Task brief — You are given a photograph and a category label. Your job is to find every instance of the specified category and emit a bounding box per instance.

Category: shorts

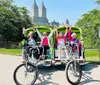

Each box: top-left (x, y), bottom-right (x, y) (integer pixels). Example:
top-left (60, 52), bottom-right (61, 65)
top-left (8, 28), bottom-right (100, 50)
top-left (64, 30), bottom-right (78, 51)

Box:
top-left (57, 45), bottom-right (66, 49)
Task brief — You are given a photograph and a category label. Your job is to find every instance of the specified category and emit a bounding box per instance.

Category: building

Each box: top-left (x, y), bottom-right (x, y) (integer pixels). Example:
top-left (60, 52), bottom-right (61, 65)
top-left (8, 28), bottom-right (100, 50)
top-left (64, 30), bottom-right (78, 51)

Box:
top-left (65, 18), bottom-right (69, 25)
top-left (31, 0), bottom-right (49, 25)
top-left (50, 20), bottom-right (60, 27)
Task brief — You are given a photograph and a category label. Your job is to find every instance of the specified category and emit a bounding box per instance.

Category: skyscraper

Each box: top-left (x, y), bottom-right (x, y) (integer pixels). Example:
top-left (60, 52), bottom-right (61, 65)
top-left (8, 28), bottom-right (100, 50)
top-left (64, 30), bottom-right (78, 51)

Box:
top-left (31, 0), bottom-right (49, 25)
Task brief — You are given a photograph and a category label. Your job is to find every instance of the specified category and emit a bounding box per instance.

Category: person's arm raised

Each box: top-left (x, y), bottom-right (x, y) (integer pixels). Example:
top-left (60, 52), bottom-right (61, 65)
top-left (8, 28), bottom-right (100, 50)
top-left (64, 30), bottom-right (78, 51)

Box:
top-left (64, 25), bottom-right (68, 36)
top-left (48, 29), bottom-right (54, 39)
top-left (34, 27), bottom-right (43, 39)
top-left (54, 25), bottom-right (58, 38)
top-left (69, 25), bottom-right (72, 30)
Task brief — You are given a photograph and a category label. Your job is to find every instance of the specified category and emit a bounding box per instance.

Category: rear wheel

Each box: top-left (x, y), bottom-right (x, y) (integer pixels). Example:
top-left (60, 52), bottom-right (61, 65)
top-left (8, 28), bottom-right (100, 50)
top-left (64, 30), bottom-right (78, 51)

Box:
top-left (65, 61), bottom-right (82, 85)
top-left (13, 63), bottom-right (38, 85)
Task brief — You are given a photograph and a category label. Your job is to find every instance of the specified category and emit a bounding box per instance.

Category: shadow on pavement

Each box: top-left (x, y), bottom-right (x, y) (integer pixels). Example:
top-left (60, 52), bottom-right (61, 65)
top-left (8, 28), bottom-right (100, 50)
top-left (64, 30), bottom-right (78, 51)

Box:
top-left (34, 64), bottom-right (66, 85)
top-left (79, 64), bottom-right (100, 85)
top-left (82, 64), bottom-right (98, 71)
top-left (35, 81), bottom-right (59, 85)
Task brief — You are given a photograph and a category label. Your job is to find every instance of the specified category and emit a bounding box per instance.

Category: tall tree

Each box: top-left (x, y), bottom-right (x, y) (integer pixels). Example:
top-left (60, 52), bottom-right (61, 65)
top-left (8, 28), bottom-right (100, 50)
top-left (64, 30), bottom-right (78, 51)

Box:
top-left (0, 0), bottom-right (32, 41)
top-left (76, 8), bottom-right (100, 48)
top-left (96, 0), bottom-right (100, 5)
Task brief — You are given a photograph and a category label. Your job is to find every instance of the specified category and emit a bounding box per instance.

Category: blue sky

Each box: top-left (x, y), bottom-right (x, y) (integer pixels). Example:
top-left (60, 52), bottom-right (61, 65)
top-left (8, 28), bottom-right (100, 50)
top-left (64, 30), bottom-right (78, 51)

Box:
top-left (14, 0), bottom-right (97, 25)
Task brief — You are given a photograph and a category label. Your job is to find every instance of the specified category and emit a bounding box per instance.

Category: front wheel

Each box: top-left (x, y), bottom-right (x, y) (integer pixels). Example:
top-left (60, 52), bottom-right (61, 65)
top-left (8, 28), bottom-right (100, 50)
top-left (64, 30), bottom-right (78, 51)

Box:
top-left (13, 63), bottom-right (38, 85)
top-left (65, 61), bottom-right (82, 85)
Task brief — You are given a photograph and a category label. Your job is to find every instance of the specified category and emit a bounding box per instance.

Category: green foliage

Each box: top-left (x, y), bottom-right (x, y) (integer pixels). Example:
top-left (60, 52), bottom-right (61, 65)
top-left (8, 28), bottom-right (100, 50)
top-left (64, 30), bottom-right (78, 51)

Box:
top-left (76, 9), bottom-right (100, 48)
top-left (0, 0), bottom-right (32, 41)
top-left (95, 0), bottom-right (100, 5)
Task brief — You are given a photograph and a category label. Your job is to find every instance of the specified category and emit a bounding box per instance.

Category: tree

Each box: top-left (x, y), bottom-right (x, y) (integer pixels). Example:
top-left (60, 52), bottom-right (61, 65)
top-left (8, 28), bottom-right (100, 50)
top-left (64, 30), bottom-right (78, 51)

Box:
top-left (95, 0), bottom-right (100, 5)
top-left (76, 9), bottom-right (100, 48)
top-left (0, 0), bottom-right (32, 42)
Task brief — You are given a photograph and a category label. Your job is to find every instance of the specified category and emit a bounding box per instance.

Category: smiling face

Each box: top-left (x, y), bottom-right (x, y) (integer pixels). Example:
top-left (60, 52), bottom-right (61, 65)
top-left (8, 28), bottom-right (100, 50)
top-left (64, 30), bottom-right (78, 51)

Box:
top-left (71, 33), bottom-right (77, 38)
top-left (43, 32), bottom-right (47, 37)
top-left (59, 32), bottom-right (63, 38)
top-left (28, 32), bottom-right (33, 38)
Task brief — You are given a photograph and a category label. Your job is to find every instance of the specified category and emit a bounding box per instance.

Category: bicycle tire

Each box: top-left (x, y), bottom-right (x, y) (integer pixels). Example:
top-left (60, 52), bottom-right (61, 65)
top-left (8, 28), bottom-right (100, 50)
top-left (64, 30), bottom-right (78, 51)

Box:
top-left (13, 63), bottom-right (38, 85)
top-left (65, 61), bottom-right (82, 85)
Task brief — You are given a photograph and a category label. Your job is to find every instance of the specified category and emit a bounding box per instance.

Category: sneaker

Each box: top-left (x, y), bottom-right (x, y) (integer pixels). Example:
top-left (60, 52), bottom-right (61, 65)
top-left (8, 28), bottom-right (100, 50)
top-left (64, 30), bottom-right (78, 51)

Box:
top-left (80, 56), bottom-right (83, 60)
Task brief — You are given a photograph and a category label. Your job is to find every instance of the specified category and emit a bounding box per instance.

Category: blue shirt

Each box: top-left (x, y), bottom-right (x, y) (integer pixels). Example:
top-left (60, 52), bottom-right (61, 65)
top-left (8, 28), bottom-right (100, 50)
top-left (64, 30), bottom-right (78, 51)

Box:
top-left (28, 38), bottom-right (36, 46)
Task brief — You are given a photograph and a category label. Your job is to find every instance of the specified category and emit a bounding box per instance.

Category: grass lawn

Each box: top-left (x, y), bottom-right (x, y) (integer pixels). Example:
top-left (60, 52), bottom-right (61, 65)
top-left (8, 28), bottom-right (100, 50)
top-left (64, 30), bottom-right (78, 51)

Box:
top-left (0, 48), bottom-right (22, 56)
top-left (85, 49), bottom-right (100, 62)
top-left (0, 48), bottom-right (100, 62)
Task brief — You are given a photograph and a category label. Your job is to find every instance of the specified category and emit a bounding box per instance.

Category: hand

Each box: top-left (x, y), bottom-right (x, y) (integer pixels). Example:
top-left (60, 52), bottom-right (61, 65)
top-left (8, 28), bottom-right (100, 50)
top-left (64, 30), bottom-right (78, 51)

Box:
top-left (22, 27), bottom-right (26, 34)
top-left (54, 25), bottom-right (58, 29)
top-left (65, 24), bottom-right (69, 28)
top-left (69, 25), bottom-right (72, 30)
top-left (70, 25), bottom-right (72, 27)
top-left (33, 27), bottom-right (36, 31)
top-left (33, 26), bottom-right (38, 30)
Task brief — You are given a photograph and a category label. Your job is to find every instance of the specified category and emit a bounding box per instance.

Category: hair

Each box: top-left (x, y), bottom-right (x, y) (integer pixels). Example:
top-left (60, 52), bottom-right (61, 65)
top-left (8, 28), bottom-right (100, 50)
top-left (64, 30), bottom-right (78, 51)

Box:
top-left (71, 33), bottom-right (77, 37)
top-left (28, 32), bottom-right (33, 37)
top-left (59, 32), bottom-right (63, 35)
top-left (43, 32), bottom-right (47, 35)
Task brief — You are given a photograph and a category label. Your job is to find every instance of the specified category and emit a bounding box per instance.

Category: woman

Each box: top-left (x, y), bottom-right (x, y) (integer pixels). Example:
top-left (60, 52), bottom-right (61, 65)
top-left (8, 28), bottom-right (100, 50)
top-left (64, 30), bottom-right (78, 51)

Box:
top-left (22, 27), bottom-right (38, 62)
top-left (54, 25), bottom-right (68, 59)
top-left (36, 27), bottom-right (54, 59)
top-left (67, 26), bottom-right (82, 59)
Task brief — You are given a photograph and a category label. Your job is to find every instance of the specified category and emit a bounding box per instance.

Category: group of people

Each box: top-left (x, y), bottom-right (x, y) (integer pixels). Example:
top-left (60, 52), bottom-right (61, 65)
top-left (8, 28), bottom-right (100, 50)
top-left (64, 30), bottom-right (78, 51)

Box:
top-left (55, 25), bottom-right (82, 59)
top-left (22, 25), bottom-right (83, 61)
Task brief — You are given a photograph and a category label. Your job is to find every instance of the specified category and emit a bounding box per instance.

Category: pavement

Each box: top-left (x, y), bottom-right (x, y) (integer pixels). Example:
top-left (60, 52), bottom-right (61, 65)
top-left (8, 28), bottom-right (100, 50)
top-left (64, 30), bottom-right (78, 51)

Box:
top-left (0, 54), bottom-right (100, 85)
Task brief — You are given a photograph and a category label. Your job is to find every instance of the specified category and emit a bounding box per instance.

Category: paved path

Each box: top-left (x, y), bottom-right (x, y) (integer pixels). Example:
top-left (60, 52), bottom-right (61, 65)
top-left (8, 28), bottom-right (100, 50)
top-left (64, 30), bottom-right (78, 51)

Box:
top-left (0, 54), bottom-right (100, 85)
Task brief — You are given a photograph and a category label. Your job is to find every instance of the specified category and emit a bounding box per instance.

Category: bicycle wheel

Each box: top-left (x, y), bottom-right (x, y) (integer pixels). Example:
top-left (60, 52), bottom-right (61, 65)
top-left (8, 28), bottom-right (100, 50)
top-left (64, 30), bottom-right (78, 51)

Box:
top-left (13, 63), bottom-right (38, 85)
top-left (65, 61), bottom-right (82, 85)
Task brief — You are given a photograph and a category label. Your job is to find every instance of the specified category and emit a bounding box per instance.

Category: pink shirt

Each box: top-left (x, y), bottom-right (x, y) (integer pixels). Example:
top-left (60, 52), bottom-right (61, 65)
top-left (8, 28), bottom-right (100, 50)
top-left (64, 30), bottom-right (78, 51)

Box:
top-left (56, 36), bottom-right (66, 46)
top-left (42, 37), bottom-right (49, 46)
top-left (67, 30), bottom-right (73, 41)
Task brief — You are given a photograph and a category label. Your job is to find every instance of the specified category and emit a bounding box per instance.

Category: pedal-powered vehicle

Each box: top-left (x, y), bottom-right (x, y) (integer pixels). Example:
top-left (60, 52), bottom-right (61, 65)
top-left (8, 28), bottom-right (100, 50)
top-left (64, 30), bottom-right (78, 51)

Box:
top-left (13, 26), bottom-right (54, 85)
top-left (53, 26), bottom-right (85, 66)
top-left (64, 26), bottom-right (86, 85)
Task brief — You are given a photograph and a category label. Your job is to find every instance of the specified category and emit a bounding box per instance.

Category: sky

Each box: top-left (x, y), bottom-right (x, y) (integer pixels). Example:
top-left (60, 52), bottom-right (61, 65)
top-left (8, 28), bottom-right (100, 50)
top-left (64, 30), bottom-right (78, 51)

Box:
top-left (14, 0), bottom-right (97, 25)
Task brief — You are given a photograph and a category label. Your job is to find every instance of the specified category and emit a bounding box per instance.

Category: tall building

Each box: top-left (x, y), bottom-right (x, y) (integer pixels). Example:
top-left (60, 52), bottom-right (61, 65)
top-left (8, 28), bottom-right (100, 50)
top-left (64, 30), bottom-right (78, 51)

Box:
top-left (31, 0), bottom-right (49, 25)
top-left (65, 18), bottom-right (69, 25)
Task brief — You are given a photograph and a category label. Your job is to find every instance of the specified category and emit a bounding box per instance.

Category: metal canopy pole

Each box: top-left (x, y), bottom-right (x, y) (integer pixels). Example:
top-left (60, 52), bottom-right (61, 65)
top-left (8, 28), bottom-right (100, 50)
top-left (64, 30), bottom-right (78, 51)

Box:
top-left (98, 28), bottom-right (100, 61)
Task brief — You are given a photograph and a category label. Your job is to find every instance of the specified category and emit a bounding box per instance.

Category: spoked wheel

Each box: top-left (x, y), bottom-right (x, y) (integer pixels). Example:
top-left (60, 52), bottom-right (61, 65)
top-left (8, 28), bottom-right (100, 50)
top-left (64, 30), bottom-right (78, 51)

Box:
top-left (65, 61), bottom-right (82, 85)
top-left (13, 63), bottom-right (38, 85)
